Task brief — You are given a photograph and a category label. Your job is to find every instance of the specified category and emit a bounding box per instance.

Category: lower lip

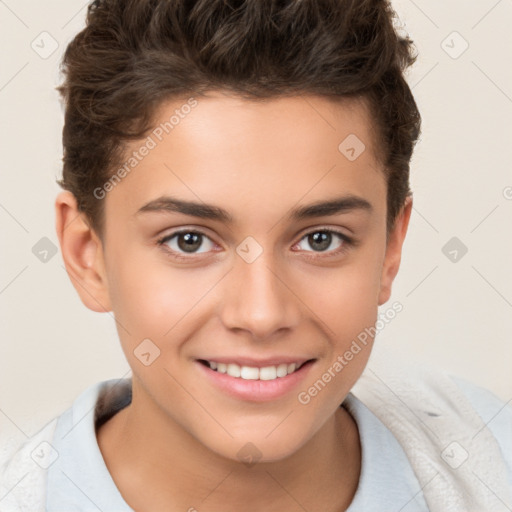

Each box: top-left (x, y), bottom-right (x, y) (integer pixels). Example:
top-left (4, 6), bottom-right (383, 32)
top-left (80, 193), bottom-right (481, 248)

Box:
top-left (195, 360), bottom-right (315, 402)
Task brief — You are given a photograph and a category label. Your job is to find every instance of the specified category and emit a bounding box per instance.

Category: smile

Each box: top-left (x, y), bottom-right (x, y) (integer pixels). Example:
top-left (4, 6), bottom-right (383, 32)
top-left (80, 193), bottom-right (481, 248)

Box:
top-left (196, 358), bottom-right (316, 402)
top-left (199, 360), bottom-right (310, 381)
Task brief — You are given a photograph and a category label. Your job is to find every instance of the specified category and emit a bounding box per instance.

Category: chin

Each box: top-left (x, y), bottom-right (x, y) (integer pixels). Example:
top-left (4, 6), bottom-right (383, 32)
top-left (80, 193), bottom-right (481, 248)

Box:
top-left (202, 427), bottom-right (311, 466)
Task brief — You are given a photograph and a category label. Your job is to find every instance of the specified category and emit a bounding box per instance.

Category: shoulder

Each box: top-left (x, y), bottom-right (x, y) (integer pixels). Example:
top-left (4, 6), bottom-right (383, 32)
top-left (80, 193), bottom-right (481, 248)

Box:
top-left (353, 351), bottom-right (511, 453)
top-left (351, 349), bottom-right (512, 509)
top-left (0, 378), bottom-right (127, 512)
top-left (449, 374), bottom-right (512, 484)
top-left (0, 417), bottom-right (58, 512)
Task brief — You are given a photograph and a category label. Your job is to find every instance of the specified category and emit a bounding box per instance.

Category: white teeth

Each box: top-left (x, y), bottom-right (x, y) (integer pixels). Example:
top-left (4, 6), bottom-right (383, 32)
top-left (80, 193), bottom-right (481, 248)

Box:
top-left (226, 363), bottom-right (241, 378)
top-left (259, 366), bottom-right (277, 380)
top-left (241, 366), bottom-right (259, 380)
top-left (276, 363), bottom-right (288, 377)
top-left (206, 360), bottom-right (305, 380)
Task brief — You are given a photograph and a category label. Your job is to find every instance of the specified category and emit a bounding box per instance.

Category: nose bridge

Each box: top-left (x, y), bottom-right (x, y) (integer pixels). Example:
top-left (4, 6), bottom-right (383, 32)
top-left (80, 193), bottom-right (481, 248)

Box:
top-left (220, 241), bottom-right (300, 338)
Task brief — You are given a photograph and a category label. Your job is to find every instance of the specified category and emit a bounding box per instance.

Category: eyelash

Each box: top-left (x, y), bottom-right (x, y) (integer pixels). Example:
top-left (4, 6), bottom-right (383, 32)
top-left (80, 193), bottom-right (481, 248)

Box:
top-left (156, 227), bottom-right (356, 262)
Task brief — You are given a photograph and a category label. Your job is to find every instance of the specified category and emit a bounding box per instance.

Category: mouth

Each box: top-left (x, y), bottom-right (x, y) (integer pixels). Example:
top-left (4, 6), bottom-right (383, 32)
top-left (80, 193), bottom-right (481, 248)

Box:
top-left (197, 359), bottom-right (313, 381)
top-left (195, 357), bottom-right (317, 402)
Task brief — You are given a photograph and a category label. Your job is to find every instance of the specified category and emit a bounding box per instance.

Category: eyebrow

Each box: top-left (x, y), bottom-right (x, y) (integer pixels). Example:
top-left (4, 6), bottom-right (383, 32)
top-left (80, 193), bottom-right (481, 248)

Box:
top-left (135, 194), bottom-right (373, 223)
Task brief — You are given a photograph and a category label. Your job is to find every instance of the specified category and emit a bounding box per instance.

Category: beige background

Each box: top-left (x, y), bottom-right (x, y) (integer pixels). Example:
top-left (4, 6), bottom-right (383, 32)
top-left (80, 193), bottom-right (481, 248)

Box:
top-left (1, 0), bottom-right (511, 453)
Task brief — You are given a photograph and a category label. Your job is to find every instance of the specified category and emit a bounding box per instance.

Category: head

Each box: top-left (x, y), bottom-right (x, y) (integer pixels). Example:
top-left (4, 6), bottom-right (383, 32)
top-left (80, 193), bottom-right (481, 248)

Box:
top-left (55, 0), bottom-right (420, 462)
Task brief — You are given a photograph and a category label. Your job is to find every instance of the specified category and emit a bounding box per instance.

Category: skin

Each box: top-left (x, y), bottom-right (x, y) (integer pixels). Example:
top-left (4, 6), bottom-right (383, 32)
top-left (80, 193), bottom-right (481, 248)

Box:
top-left (55, 91), bottom-right (412, 512)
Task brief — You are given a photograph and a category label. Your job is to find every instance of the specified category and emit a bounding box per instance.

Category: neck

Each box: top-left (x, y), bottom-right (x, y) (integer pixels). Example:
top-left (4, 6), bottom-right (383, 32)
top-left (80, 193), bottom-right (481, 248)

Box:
top-left (97, 381), bottom-right (361, 512)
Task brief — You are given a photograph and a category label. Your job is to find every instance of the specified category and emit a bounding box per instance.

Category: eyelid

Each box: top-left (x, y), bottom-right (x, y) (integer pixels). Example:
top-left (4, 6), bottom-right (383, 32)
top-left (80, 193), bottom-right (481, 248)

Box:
top-left (156, 227), bottom-right (219, 259)
top-left (293, 226), bottom-right (355, 256)
top-left (296, 225), bottom-right (353, 243)
top-left (156, 225), bottom-right (356, 260)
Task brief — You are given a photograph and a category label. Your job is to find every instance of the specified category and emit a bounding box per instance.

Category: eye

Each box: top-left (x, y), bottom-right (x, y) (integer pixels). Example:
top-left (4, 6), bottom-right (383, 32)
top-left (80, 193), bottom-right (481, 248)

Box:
top-left (157, 229), bottom-right (216, 257)
top-left (156, 227), bottom-right (355, 261)
top-left (294, 228), bottom-right (353, 255)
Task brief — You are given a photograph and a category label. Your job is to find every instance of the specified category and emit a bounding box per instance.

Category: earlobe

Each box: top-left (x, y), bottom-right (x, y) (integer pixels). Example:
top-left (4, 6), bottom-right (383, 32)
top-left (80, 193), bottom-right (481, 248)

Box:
top-left (55, 191), bottom-right (112, 313)
top-left (377, 195), bottom-right (413, 306)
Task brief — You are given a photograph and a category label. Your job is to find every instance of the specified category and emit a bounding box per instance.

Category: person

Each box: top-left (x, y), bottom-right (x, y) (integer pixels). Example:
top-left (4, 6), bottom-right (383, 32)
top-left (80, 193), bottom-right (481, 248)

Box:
top-left (1, 0), bottom-right (511, 510)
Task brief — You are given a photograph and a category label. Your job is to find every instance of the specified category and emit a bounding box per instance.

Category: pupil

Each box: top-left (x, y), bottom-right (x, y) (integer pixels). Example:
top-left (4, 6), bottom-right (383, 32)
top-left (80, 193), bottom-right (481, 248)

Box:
top-left (175, 232), bottom-right (333, 253)
top-left (178, 232), bottom-right (202, 252)
top-left (309, 231), bottom-right (331, 251)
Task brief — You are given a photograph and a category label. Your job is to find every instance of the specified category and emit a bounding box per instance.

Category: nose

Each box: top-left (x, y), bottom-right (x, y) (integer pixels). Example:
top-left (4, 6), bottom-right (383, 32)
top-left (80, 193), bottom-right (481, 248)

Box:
top-left (219, 251), bottom-right (301, 340)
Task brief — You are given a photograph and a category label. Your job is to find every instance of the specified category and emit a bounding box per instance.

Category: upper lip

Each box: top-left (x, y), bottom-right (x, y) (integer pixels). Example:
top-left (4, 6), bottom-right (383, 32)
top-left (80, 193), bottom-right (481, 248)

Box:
top-left (197, 357), bottom-right (315, 368)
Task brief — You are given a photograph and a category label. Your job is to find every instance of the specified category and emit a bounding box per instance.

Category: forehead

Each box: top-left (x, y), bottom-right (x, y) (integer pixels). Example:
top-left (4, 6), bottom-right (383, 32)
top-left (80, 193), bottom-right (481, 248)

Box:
top-left (155, 91), bottom-right (381, 166)
top-left (105, 92), bottom-right (386, 226)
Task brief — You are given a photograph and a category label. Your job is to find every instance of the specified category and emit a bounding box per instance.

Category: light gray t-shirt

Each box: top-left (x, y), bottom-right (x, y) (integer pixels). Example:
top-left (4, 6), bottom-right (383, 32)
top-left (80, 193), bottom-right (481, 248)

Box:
top-left (4, 376), bottom-right (511, 511)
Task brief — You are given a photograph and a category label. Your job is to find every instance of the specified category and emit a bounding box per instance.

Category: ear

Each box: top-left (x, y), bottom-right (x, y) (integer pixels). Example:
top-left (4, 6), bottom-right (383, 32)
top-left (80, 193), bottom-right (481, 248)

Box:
top-left (55, 191), bottom-right (112, 312)
top-left (378, 195), bottom-right (413, 306)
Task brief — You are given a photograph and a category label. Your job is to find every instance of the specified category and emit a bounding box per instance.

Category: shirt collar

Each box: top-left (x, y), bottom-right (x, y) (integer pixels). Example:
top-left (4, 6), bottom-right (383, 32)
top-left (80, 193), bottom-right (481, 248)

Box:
top-left (45, 378), bottom-right (424, 511)
top-left (46, 377), bottom-right (133, 511)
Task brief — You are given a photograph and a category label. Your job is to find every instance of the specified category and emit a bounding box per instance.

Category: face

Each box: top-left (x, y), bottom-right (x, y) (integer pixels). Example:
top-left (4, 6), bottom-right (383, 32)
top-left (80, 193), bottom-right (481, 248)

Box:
top-left (57, 91), bottom-right (411, 462)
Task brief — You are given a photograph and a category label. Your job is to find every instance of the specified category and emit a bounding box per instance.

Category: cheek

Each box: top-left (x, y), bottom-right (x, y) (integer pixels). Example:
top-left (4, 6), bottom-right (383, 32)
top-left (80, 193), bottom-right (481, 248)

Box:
top-left (106, 253), bottom-right (215, 394)
top-left (300, 252), bottom-right (383, 389)
top-left (108, 234), bottom-right (384, 342)
top-left (303, 254), bottom-right (383, 330)
top-left (111, 267), bottom-right (211, 333)
top-left (105, 241), bottom-right (210, 337)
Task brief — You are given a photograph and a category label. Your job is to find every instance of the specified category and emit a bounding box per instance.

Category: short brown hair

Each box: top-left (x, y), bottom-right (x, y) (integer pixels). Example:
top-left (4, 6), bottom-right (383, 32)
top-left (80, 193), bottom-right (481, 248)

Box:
top-left (56, 0), bottom-right (421, 240)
